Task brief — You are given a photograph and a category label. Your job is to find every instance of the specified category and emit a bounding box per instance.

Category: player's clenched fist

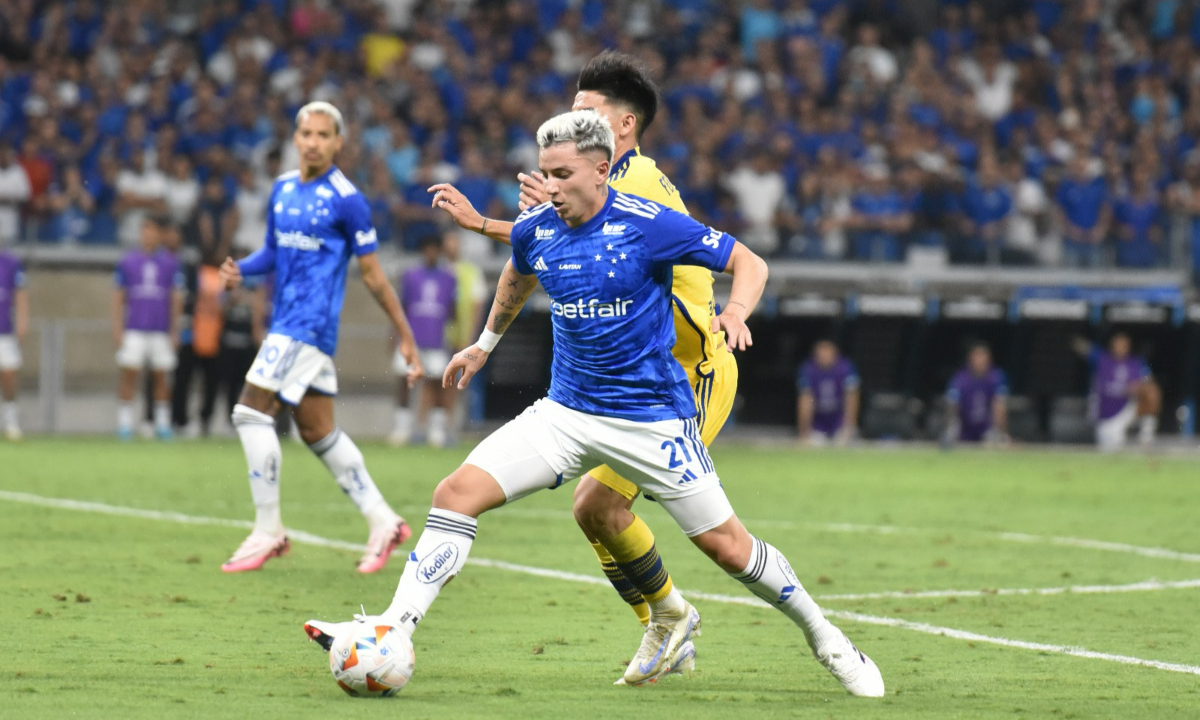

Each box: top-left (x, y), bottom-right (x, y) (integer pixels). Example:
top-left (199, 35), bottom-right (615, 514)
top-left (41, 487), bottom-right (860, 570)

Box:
top-left (219, 257), bottom-right (243, 290)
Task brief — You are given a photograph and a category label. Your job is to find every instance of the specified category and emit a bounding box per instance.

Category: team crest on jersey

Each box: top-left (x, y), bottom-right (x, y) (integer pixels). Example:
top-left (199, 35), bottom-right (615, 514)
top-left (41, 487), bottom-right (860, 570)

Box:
top-left (535, 226), bottom-right (555, 240)
top-left (274, 202), bottom-right (283, 214)
top-left (602, 222), bottom-right (626, 236)
top-left (316, 185), bottom-right (334, 199)
top-left (282, 182), bottom-right (295, 193)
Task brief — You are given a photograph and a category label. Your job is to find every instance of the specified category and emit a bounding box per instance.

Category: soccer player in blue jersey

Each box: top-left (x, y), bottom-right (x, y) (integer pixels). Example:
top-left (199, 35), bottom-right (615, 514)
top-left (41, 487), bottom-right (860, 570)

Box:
top-left (305, 111), bottom-right (885, 695)
top-left (217, 102), bottom-right (423, 574)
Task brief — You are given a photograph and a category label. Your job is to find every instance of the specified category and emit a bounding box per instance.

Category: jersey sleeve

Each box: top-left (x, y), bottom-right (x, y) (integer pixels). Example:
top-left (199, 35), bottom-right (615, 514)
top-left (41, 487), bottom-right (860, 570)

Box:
top-left (509, 212), bottom-right (537, 276)
top-left (796, 363), bottom-right (811, 392)
top-left (945, 373), bottom-right (962, 404)
top-left (994, 370), bottom-right (1010, 396)
top-left (341, 193), bottom-right (379, 256)
top-left (843, 362), bottom-right (861, 390)
top-left (645, 206), bottom-right (735, 272)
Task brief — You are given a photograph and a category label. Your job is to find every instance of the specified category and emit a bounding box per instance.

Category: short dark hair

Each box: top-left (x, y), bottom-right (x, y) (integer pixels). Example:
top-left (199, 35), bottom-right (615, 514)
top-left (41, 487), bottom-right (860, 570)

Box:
top-left (577, 51), bottom-right (659, 140)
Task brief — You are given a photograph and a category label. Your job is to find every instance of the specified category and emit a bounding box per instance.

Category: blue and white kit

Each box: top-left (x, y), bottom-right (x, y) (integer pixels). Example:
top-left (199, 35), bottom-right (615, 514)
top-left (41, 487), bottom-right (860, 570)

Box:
top-left (238, 166), bottom-right (379, 405)
top-left (465, 190), bottom-right (740, 535)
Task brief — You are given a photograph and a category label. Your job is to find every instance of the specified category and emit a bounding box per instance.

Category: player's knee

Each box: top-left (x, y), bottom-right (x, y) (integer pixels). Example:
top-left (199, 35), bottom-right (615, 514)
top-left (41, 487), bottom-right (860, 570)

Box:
top-left (572, 477), bottom-right (627, 539)
top-left (297, 424), bottom-right (327, 446)
top-left (431, 468), bottom-right (500, 517)
top-left (690, 525), bottom-right (752, 573)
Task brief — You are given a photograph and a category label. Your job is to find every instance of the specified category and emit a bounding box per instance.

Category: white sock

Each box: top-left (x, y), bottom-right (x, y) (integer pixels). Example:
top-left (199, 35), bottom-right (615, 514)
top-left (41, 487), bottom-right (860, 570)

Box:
top-left (384, 508), bottom-right (477, 634)
top-left (309, 427), bottom-right (394, 530)
top-left (2, 401), bottom-right (16, 430)
top-left (232, 404), bottom-right (284, 536)
top-left (1139, 416), bottom-right (1157, 444)
top-left (154, 401), bottom-right (170, 431)
top-left (392, 407), bottom-right (413, 439)
top-left (428, 408), bottom-right (448, 447)
top-left (730, 537), bottom-right (840, 651)
top-left (649, 586), bottom-right (688, 618)
top-left (117, 401), bottom-right (133, 432)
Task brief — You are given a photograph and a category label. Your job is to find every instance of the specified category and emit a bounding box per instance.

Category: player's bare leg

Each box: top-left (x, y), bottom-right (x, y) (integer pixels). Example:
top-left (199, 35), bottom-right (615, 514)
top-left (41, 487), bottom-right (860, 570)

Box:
top-left (389, 376), bottom-right (413, 446)
top-left (417, 377), bottom-right (449, 448)
top-left (294, 392), bottom-right (410, 573)
top-left (687, 513), bottom-right (884, 697)
top-left (1, 369), bottom-right (19, 440)
top-left (150, 369), bottom-right (172, 439)
top-left (116, 367), bottom-right (141, 440)
top-left (1137, 380), bottom-right (1161, 446)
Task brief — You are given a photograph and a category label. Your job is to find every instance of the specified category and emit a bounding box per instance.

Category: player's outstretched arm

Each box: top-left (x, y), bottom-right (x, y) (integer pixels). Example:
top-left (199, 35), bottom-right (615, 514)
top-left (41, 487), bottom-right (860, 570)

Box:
top-left (443, 260), bottom-right (538, 390)
top-left (714, 242), bottom-right (769, 351)
top-left (358, 252), bottom-right (423, 387)
top-left (428, 183), bottom-right (514, 245)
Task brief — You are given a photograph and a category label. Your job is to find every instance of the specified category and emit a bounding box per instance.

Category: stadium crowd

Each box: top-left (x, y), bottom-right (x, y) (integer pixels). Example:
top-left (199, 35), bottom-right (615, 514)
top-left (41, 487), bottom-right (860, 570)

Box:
top-left (2, 0), bottom-right (1200, 272)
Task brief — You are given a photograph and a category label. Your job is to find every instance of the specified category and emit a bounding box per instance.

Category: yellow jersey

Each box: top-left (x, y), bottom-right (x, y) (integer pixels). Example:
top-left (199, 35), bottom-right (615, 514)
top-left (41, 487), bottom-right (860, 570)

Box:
top-left (607, 147), bottom-right (736, 385)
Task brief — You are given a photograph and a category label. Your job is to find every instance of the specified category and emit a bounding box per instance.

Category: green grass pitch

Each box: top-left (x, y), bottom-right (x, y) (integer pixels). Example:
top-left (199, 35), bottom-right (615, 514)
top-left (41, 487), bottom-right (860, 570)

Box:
top-left (2, 438), bottom-right (1199, 719)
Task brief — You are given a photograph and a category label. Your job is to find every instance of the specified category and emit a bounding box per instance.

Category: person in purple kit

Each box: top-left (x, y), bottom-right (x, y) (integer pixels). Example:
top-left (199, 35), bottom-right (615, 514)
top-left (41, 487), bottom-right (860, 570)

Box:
top-left (942, 343), bottom-right (1009, 447)
top-left (113, 215), bottom-right (183, 441)
top-left (1074, 333), bottom-right (1156, 451)
top-left (390, 234), bottom-right (457, 448)
top-left (796, 339), bottom-right (860, 446)
top-left (0, 247), bottom-right (28, 440)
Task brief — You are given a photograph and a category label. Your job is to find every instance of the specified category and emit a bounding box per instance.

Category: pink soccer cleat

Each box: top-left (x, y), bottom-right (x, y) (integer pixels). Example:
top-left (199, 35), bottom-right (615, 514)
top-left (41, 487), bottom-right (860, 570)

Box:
top-left (356, 519), bottom-right (412, 574)
top-left (220, 531), bottom-right (290, 572)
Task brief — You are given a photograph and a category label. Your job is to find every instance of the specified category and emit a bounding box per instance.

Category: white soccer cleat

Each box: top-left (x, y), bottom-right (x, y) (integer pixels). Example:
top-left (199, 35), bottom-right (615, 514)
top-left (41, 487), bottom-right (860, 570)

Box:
top-left (614, 639), bottom-right (696, 685)
top-left (814, 630), bottom-right (885, 697)
top-left (305, 613), bottom-right (400, 652)
top-left (4, 426), bottom-right (22, 441)
top-left (622, 602), bottom-right (701, 686)
top-left (220, 531), bottom-right (289, 573)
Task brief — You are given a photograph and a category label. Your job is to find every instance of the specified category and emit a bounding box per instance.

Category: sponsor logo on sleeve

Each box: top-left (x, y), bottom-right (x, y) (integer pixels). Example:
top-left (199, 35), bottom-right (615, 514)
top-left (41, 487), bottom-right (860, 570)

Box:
top-left (355, 228), bottom-right (378, 247)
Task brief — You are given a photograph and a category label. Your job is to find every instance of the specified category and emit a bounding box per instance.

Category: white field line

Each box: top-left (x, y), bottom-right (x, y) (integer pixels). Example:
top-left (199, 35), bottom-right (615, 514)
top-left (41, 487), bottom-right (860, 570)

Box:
top-left (4, 490), bottom-right (1200, 677)
top-left (818, 578), bottom-right (1200, 601)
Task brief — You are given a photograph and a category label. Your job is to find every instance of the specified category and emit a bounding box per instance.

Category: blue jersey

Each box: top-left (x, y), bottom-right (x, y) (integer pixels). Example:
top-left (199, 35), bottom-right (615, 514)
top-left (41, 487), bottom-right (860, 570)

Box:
top-left (253, 166), bottom-right (378, 356)
top-left (511, 190), bottom-right (736, 422)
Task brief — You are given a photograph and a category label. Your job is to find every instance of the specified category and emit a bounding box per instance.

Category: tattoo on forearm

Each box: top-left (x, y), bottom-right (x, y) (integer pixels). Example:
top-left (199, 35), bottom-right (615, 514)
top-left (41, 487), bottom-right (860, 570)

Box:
top-left (491, 311), bottom-right (516, 334)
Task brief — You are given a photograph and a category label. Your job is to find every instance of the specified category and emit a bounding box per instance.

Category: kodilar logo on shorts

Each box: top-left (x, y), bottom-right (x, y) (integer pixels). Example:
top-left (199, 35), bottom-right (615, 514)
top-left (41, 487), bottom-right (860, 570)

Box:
top-left (417, 542), bottom-right (459, 584)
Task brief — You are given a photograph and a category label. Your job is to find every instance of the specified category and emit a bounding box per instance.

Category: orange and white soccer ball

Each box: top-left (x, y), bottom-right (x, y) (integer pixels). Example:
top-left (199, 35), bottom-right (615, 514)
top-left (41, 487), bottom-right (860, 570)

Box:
top-left (328, 625), bottom-right (415, 698)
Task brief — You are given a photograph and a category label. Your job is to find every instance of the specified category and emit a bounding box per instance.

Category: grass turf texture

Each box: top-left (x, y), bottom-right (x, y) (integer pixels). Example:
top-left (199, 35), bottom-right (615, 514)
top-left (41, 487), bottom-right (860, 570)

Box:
top-left (2, 439), bottom-right (1199, 719)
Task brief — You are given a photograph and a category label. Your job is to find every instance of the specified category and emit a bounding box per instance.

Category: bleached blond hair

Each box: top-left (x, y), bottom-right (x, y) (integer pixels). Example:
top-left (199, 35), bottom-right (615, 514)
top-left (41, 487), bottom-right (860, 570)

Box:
top-left (295, 101), bottom-right (345, 137)
top-left (535, 110), bottom-right (614, 162)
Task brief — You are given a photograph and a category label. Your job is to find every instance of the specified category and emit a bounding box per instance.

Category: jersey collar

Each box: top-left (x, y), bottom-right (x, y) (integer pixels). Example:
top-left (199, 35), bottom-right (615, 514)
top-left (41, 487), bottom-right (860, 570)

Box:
top-left (298, 164), bottom-right (337, 186)
top-left (557, 185), bottom-right (617, 236)
top-left (609, 146), bottom-right (640, 180)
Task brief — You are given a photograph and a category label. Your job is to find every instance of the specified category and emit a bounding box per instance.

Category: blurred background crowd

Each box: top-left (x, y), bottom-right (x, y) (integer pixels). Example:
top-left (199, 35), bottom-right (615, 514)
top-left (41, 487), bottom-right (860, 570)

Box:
top-left (2, 0), bottom-right (1200, 273)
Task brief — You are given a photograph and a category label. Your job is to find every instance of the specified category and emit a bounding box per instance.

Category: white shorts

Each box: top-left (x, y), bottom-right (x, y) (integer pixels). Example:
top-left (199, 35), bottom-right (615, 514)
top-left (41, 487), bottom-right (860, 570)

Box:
top-left (246, 333), bottom-right (338, 406)
top-left (1096, 401), bottom-right (1137, 451)
top-left (0, 334), bottom-right (20, 371)
top-left (393, 348), bottom-right (451, 379)
top-left (116, 330), bottom-right (176, 371)
top-left (465, 398), bottom-right (735, 536)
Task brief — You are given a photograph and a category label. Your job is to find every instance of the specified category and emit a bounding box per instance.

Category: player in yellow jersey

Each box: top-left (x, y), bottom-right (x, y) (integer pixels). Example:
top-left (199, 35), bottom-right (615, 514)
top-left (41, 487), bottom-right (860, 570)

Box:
top-left (426, 52), bottom-right (738, 682)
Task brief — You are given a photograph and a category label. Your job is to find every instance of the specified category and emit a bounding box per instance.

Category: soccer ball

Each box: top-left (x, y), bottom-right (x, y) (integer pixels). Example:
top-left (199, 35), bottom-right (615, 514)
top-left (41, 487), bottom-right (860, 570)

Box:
top-left (328, 624), bottom-right (415, 698)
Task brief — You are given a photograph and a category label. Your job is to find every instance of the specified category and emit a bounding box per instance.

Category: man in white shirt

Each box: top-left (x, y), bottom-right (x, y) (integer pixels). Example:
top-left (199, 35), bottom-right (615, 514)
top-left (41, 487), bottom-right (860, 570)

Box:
top-left (0, 144), bottom-right (31, 243)
top-left (723, 148), bottom-right (786, 254)
top-left (115, 148), bottom-right (168, 246)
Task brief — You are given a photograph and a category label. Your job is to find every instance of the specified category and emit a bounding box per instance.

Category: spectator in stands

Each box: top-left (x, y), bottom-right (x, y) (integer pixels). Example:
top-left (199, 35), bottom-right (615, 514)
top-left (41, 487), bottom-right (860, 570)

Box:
top-left (1055, 154), bottom-right (1110, 268)
top-left (43, 165), bottom-right (96, 244)
top-left (723, 146), bottom-right (786, 255)
top-left (796, 339), bottom-right (859, 447)
top-left (1004, 156), bottom-right (1048, 266)
top-left (189, 175), bottom-right (235, 263)
top-left (18, 136), bottom-right (53, 241)
top-left (0, 145), bottom-right (31, 245)
top-left (956, 153), bottom-right (1013, 265)
top-left (942, 343), bottom-right (1009, 447)
top-left (162, 155), bottom-right (201, 231)
top-left (232, 164), bottom-right (270, 253)
top-left (1073, 333), bottom-right (1159, 451)
top-left (844, 164), bottom-right (911, 262)
top-left (115, 148), bottom-right (168, 247)
top-left (1112, 165), bottom-right (1164, 269)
